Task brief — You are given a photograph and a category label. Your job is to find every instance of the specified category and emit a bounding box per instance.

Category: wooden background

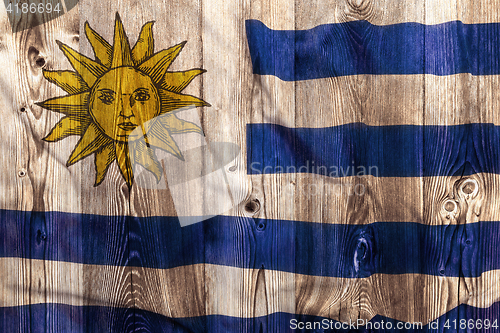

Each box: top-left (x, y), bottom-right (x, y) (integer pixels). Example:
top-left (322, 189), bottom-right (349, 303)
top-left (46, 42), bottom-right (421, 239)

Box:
top-left (0, 0), bottom-right (499, 331)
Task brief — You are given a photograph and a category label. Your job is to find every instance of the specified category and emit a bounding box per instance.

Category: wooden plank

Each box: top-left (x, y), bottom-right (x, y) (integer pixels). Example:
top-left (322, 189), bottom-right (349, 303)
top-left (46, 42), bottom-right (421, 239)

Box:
top-left (294, 0), bottom-right (418, 323)
top-left (30, 12), bottom-right (83, 333)
top-left (77, 3), bottom-right (189, 330)
top-left (244, 0), bottom-right (297, 330)
top-left (0, 4), bottom-right (85, 331)
top-left (422, 1), bottom-right (488, 331)
top-left (0, 11), bottom-right (33, 213)
top-left (421, 0), bottom-right (457, 275)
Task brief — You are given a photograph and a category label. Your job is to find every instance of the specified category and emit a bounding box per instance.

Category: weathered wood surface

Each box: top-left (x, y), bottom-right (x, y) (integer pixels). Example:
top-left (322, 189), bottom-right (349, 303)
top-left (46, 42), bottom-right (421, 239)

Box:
top-left (0, 0), bottom-right (499, 331)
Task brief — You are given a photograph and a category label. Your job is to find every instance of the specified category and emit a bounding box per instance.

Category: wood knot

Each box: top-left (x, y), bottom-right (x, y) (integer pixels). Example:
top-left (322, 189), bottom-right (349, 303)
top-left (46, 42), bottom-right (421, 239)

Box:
top-left (443, 199), bottom-right (460, 220)
top-left (353, 230), bottom-right (374, 275)
top-left (244, 198), bottom-right (260, 215)
top-left (345, 0), bottom-right (372, 16)
top-left (121, 183), bottom-right (130, 195)
top-left (255, 219), bottom-right (266, 231)
top-left (454, 177), bottom-right (483, 222)
top-left (355, 238), bottom-right (368, 262)
top-left (440, 198), bottom-right (459, 221)
top-left (18, 169), bottom-right (27, 177)
top-left (35, 57), bottom-right (46, 68)
top-left (459, 179), bottom-right (478, 198)
top-left (443, 200), bottom-right (457, 213)
top-left (349, 0), bottom-right (365, 8)
top-left (37, 229), bottom-right (47, 241)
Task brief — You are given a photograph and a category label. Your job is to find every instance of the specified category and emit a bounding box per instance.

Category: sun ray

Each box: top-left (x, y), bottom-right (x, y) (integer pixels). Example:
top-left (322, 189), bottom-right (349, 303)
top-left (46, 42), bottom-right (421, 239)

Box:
top-left (111, 13), bottom-right (134, 68)
top-left (133, 139), bottom-right (163, 181)
top-left (160, 69), bottom-right (206, 93)
top-left (132, 21), bottom-right (154, 66)
top-left (94, 143), bottom-right (116, 186)
top-left (115, 142), bottom-right (134, 188)
top-left (43, 70), bottom-right (89, 95)
top-left (56, 41), bottom-right (108, 87)
top-left (147, 123), bottom-right (184, 160)
top-left (159, 113), bottom-right (203, 135)
top-left (43, 116), bottom-right (90, 142)
top-left (67, 123), bottom-right (112, 166)
top-left (36, 92), bottom-right (91, 117)
top-left (158, 89), bottom-right (210, 114)
top-left (137, 41), bottom-right (186, 84)
top-left (85, 22), bottom-right (113, 68)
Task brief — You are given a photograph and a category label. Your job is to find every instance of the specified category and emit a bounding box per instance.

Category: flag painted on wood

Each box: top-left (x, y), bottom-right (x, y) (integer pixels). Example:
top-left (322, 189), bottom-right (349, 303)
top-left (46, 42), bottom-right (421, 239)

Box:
top-left (0, 0), bottom-right (500, 332)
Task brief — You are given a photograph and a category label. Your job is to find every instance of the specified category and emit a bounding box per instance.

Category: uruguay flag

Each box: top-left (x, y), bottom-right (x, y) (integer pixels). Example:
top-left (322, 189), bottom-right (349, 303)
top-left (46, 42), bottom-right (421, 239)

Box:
top-left (0, 0), bottom-right (499, 332)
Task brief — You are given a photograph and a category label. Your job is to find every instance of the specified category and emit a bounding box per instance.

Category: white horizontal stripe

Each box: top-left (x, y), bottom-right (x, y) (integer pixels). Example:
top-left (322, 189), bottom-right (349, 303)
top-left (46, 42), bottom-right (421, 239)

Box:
top-left (3, 170), bottom-right (495, 226)
top-left (241, 172), bottom-right (492, 225)
top-left (250, 0), bottom-right (500, 29)
top-left (0, 258), bottom-right (498, 324)
top-left (251, 74), bottom-right (500, 128)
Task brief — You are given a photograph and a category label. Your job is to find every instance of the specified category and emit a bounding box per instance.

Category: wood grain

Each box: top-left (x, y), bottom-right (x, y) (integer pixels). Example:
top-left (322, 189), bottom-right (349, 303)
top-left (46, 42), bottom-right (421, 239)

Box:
top-left (422, 1), bottom-right (491, 329)
top-left (244, 0), bottom-right (297, 330)
top-left (0, 5), bottom-right (83, 332)
top-left (1, 0), bottom-right (500, 331)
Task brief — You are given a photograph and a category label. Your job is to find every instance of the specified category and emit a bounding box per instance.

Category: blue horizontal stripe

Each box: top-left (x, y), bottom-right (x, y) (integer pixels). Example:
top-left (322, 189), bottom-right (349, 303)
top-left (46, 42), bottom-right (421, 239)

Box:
top-left (246, 19), bottom-right (500, 81)
top-left (247, 123), bottom-right (500, 177)
top-left (0, 303), bottom-right (498, 332)
top-left (1, 210), bottom-right (499, 277)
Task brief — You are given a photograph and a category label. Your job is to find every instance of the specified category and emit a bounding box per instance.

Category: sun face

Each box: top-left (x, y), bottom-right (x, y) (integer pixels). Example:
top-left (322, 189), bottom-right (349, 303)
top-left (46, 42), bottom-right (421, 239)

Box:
top-left (89, 67), bottom-right (161, 142)
top-left (36, 14), bottom-right (209, 188)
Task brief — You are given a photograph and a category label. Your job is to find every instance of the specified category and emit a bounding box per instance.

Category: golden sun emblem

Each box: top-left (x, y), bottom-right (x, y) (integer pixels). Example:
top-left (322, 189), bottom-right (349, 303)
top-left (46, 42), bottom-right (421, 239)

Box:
top-left (37, 14), bottom-right (209, 188)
